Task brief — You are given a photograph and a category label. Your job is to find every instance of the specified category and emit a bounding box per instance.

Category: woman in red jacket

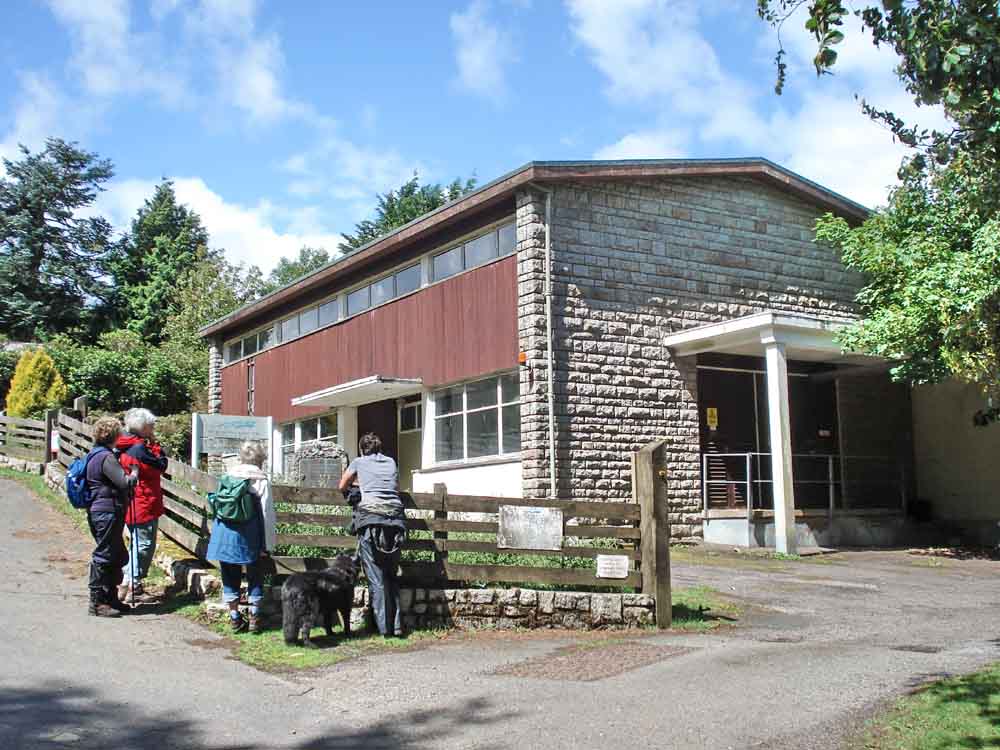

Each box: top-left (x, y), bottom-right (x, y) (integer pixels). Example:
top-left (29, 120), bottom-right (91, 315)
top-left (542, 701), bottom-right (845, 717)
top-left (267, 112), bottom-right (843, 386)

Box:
top-left (117, 408), bottom-right (168, 604)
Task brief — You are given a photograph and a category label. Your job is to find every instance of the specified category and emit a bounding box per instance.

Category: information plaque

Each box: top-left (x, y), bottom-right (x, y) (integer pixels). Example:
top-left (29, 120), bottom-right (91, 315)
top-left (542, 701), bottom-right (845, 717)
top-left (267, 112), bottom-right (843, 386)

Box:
top-left (595, 554), bottom-right (631, 579)
top-left (497, 505), bottom-right (563, 551)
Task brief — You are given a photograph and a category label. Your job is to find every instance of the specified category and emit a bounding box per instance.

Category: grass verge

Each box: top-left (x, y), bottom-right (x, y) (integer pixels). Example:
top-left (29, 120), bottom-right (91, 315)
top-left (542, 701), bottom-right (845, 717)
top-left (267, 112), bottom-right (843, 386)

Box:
top-left (167, 595), bottom-right (447, 671)
top-left (859, 663), bottom-right (1000, 749)
top-left (671, 585), bottom-right (741, 631)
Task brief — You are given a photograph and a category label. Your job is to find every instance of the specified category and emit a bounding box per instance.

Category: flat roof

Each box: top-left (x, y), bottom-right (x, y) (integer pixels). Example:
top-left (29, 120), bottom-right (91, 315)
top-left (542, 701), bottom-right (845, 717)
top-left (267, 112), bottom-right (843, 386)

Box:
top-left (200, 158), bottom-right (871, 339)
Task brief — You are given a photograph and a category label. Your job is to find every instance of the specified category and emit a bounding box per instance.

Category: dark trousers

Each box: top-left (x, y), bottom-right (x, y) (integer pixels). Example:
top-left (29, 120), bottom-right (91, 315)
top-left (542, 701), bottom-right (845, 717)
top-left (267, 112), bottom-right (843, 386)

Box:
top-left (88, 509), bottom-right (127, 597)
top-left (357, 529), bottom-right (402, 636)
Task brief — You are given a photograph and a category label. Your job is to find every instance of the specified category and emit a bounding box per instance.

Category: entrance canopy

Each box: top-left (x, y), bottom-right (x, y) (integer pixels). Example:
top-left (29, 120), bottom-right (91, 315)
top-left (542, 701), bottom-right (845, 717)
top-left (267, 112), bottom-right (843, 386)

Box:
top-left (291, 375), bottom-right (423, 409)
top-left (663, 312), bottom-right (873, 365)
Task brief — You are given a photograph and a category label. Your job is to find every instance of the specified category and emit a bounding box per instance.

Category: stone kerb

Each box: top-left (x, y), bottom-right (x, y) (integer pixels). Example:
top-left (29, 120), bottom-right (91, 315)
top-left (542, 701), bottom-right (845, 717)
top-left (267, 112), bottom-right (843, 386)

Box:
top-left (0, 453), bottom-right (44, 475)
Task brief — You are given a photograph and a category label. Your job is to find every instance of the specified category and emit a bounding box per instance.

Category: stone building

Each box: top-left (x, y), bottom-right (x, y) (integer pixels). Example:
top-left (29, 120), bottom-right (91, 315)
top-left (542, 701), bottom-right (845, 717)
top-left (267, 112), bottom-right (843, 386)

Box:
top-left (200, 159), bottom-right (921, 554)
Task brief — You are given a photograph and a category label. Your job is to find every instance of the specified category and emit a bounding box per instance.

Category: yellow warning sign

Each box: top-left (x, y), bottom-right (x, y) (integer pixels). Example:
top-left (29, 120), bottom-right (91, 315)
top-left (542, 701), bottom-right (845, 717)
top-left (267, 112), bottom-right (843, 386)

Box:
top-left (706, 407), bottom-right (719, 430)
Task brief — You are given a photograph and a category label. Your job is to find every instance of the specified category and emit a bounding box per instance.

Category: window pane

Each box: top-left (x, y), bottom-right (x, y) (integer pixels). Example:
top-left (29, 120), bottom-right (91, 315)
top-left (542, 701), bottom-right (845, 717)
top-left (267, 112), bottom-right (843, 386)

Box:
top-left (466, 377), bottom-right (498, 410)
top-left (395, 264), bottom-right (421, 295)
top-left (300, 419), bottom-right (318, 442)
top-left (435, 414), bottom-right (464, 462)
top-left (347, 286), bottom-right (370, 316)
top-left (464, 232), bottom-right (498, 268)
top-left (400, 404), bottom-right (421, 432)
top-left (281, 424), bottom-right (296, 446)
top-left (435, 385), bottom-right (464, 415)
top-left (502, 404), bottom-right (520, 453)
top-left (501, 372), bottom-right (519, 403)
top-left (243, 334), bottom-right (259, 356)
top-left (258, 326), bottom-right (274, 350)
top-left (319, 414), bottom-right (337, 439)
top-left (281, 316), bottom-right (299, 341)
top-left (300, 306), bottom-right (319, 334)
top-left (467, 409), bottom-right (499, 458)
top-left (432, 246), bottom-right (462, 281)
top-left (371, 277), bottom-right (394, 306)
top-left (498, 221), bottom-right (516, 255)
top-left (318, 299), bottom-right (339, 326)
top-left (226, 342), bottom-right (241, 363)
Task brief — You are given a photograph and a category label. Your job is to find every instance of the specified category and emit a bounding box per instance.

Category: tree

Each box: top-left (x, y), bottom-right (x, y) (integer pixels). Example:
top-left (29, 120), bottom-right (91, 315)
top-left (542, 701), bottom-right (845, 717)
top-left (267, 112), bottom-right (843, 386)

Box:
top-left (340, 174), bottom-right (477, 251)
top-left (0, 138), bottom-right (114, 341)
top-left (110, 181), bottom-right (211, 343)
top-left (264, 246), bottom-right (330, 293)
top-left (758, 2), bottom-right (1000, 417)
top-left (6, 348), bottom-right (68, 418)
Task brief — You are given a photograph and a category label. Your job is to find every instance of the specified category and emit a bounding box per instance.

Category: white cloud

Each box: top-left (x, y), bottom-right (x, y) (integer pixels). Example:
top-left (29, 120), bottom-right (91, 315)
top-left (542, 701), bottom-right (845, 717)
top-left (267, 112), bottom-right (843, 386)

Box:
top-left (44, 0), bottom-right (185, 105)
top-left (0, 73), bottom-right (63, 166)
top-left (450, 0), bottom-right (517, 100)
top-left (95, 177), bottom-right (345, 273)
top-left (593, 128), bottom-right (688, 160)
top-left (570, 0), bottom-right (948, 207)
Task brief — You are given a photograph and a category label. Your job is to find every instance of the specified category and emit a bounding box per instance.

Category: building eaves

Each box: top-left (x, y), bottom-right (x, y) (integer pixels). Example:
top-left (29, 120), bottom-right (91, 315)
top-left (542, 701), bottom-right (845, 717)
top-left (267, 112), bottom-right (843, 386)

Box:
top-left (199, 158), bottom-right (870, 339)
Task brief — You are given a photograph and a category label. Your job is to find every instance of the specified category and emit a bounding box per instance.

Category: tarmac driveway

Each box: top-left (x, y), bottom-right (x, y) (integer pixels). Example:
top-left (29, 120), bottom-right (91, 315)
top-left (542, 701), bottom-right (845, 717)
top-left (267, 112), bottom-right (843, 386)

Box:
top-left (1, 477), bottom-right (998, 750)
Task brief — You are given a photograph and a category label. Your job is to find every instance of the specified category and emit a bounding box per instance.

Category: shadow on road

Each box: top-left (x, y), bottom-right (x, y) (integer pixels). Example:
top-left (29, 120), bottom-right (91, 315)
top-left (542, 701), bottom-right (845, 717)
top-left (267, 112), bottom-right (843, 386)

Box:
top-left (0, 681), bottom-right (508, 749)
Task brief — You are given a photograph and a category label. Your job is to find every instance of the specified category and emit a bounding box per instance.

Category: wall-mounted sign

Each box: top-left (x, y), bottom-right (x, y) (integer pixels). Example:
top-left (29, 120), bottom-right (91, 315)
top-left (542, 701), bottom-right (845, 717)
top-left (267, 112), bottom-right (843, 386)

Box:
top-left (497, 505), bottom-right (563, 551)
top-left (706, 407), bottom-right (719, 430)
top-left (595, 554), bottom-right (630, 579)
top-left (193, 414), bottom-right (271, 455)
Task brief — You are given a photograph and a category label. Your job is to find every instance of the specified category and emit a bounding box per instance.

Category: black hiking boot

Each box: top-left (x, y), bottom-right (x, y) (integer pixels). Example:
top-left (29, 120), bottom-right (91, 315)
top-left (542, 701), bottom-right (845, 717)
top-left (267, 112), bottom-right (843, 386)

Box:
top-left (105, 588), bottom-right (131, 614)
top-left (88, 591), bottom-right (121, 618)
top-left (230, 613), bottom-right (248, 633)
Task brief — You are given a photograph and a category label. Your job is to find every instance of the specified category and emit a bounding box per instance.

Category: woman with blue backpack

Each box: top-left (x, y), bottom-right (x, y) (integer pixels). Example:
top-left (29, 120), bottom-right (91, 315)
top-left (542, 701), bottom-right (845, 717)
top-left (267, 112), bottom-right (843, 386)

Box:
top-left (205, 441), bottom-right (276, 633)
top-left (82, 417), bottom-right (138, 618)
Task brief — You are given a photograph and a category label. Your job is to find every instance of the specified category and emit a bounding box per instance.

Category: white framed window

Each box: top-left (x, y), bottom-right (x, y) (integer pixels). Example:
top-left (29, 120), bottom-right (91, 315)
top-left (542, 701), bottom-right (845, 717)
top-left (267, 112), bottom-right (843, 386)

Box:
top-left (399, 395), bottom-right (422, 434)
top-left (431, 221), bottom-right (513, 282)
top-left (433, 372), bottom-right (520, 463)
top-left (277, 413), bottom-right (340, 473)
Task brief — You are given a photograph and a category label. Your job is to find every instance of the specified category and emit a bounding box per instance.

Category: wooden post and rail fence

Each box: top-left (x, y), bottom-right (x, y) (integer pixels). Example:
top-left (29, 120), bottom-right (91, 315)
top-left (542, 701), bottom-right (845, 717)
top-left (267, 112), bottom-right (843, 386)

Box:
top-left (42, 411), bottom-right (673, 627)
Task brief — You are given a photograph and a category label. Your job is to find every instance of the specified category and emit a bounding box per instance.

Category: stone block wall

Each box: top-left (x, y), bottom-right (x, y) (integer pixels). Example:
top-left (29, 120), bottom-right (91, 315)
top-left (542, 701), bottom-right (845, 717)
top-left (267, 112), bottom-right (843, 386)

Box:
top-left (516, 177), bottom-right (863, 539)
top-left (249, 585), bottom-right (654, 631)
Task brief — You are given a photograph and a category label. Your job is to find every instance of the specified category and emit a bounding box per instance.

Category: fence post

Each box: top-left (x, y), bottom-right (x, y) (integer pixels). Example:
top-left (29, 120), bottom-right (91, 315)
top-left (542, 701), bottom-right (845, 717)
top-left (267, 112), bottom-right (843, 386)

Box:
top-left (433, 482), bottom-right (448, 572)
top-left (44, 409), bottom-right (58, 464)
top-left (73, 396), bottom-right (89, 420)
top-left (633, 440), bottom-right (671, 629)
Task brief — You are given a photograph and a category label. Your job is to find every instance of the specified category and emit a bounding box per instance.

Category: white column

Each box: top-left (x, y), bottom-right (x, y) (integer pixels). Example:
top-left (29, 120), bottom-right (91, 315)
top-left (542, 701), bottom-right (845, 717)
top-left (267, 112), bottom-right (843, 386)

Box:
top-left (338, 406), bottom-right (359, 461)
top-left (420, 390), bottom-right (435, 469)
top-left (764, 337), bottom-right (797, 554)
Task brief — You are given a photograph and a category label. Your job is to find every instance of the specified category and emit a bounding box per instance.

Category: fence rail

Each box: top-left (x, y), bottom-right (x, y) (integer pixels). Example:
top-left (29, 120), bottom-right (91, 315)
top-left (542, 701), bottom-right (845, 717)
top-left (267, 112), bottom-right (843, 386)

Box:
top-left (0, 414), bottom-right (48, 461)
top-left (51, 410), bottom-right (660, 595)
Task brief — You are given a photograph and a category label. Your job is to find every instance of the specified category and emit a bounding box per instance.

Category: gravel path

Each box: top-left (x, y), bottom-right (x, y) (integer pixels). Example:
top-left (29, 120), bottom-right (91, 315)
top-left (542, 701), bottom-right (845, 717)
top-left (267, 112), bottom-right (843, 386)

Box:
top-left (2, 477), bottom-right (997, 749)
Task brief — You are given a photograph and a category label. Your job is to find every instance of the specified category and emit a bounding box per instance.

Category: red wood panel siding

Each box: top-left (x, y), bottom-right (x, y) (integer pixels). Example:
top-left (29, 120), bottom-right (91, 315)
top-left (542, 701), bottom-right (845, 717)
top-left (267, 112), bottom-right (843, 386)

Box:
top-left (219, 256), bottom-right (518, 424)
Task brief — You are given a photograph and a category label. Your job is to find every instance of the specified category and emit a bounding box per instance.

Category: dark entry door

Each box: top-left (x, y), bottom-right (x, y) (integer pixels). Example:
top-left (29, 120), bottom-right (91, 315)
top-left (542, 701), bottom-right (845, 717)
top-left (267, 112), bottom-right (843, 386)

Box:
top-left (698, 369), bottom-right (758, 509)
top-left (358, 399), bottom-right (398, 460)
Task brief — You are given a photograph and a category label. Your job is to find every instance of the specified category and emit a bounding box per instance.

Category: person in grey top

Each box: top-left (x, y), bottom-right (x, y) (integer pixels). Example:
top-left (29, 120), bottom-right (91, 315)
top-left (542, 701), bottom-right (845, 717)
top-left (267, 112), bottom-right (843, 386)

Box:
top-left (339, 433), bottom-right (406, 637)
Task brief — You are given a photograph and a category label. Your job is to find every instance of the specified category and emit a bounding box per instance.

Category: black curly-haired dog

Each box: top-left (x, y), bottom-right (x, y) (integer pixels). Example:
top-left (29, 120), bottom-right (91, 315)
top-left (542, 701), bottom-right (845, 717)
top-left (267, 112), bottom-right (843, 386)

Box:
top-left (281, 554), bottom-right (358, 647)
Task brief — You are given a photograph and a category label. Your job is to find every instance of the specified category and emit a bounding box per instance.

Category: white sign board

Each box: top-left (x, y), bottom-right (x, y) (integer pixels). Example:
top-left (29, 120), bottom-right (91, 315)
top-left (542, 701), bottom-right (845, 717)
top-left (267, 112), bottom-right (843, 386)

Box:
top-left (497, 505), bottom-right (563, 551)
top-left (193, 414), bottom-right (271, 455)
top-left (595, 554), bottom-right (631, 579)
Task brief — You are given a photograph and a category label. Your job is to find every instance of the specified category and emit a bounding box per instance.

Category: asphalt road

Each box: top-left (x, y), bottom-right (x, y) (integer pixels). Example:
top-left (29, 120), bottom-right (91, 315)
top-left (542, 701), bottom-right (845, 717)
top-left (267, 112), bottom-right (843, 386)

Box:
top-left (2, 477), bottom-right (998, 750)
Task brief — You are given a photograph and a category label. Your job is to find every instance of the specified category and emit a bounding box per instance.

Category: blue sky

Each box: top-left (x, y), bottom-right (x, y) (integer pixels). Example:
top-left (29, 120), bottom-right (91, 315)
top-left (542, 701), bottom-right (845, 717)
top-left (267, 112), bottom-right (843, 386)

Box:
top-left (1, 0), bottom-right (944, 273)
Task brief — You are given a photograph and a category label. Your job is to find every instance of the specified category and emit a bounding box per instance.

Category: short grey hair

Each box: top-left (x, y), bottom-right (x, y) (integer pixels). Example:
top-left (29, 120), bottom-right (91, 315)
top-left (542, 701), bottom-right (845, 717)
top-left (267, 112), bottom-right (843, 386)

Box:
top-left (239, 440), bottom-right (267, 467)
top-left (124, 408), bottom-right (156, 434)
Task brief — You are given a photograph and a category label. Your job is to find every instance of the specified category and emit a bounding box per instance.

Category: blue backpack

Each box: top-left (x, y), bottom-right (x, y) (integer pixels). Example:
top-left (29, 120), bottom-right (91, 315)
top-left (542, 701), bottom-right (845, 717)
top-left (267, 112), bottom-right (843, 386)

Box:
top-left (66, 447), bottom-right (109, 509)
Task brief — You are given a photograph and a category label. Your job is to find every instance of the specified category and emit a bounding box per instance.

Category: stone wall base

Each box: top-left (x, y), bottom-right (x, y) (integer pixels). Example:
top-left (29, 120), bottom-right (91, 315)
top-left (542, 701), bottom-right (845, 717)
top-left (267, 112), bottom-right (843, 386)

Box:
top-left (0, 453), bottom-right (44, 475)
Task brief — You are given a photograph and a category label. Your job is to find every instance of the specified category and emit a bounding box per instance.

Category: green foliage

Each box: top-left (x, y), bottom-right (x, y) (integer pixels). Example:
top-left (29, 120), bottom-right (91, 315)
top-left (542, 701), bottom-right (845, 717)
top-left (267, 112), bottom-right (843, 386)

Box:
top-left (0, 350), bottom-right (19, 405)
top-left (45, 330), bottom-right (197, 416)
top-left (264, 246), bottom-right (331, 293)
top-left (759, 2), bottom-right (1000, 413)
top-left (155, 412), bottom-right (192, 464)
top-left (6, 348), bottom-right (68, 417)
top-left (110, 181), bottom-right (211, 343)
top-left (0, 138), bottom-right (115, 341)
top-left (818, 153), bottom-right (1000, 395)
top-left (759, 1), bottom-right (1000, 173)
top-left (340, 173), bottom-right (477, 251)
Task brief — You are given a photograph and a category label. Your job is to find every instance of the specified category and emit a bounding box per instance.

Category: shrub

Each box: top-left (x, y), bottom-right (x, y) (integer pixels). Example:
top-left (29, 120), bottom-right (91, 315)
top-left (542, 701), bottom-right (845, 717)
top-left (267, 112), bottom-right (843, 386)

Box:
top-left (156, 412), bottom-right (192, 464)
top-left (6, 349), bottom-right (68, 418)
top-left (0, 350), bottom-right (19, 406)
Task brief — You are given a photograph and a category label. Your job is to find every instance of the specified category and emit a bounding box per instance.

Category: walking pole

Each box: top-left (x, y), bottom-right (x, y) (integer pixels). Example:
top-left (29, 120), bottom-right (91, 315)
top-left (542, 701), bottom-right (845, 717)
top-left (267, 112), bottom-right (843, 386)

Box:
top-left (129, 481), bottom-right (137, 608)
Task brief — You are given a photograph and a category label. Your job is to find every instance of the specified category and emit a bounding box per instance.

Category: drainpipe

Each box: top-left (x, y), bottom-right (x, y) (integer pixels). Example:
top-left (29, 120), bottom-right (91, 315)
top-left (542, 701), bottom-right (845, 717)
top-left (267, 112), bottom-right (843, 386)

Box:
top-left (529, 182), bottom-right (557, 499)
